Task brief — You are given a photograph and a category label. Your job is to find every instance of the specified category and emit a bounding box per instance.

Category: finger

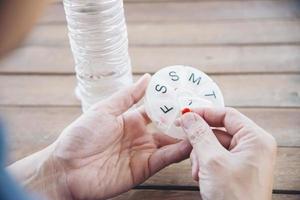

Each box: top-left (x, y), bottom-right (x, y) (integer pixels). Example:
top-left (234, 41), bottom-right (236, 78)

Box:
top-left (175, 120), bottom-right (232, 149)
top-left (149, 140), bottom-right (192, 175)
top-left (180, 112), bottom-right (227, 165)
top-left (190, 150), bottom-right (199, 181)
top-left (212, 129), bottom-right (232, 150)
top-left (137, 106), bottom-right (151, 125)
top-left (94, 73), bottom-right (151, 116)
top-left (152, 132), bottom-right (181, 148)
top-left (191, 107), bottom-right (255, 136)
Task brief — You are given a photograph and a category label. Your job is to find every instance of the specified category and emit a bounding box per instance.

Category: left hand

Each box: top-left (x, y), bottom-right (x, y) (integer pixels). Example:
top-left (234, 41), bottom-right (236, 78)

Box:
top-left (41, 74), bottom-right (192, 200)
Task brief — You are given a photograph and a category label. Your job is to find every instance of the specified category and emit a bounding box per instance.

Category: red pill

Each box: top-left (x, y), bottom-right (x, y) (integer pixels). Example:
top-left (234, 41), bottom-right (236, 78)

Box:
top-left (181, 107), bottom-right (191, 115)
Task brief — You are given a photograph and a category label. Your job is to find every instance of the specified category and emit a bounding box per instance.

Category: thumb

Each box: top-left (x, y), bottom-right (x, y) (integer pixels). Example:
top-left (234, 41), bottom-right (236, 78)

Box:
top-left (90, 73), bottom-right (151, 115)
top-left (180, 112), bottom-right (226, 165)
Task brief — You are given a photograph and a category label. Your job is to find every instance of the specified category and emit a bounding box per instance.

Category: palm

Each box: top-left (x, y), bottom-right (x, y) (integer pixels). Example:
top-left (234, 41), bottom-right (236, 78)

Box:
top-left (53, 74), bottom-right (191, 200)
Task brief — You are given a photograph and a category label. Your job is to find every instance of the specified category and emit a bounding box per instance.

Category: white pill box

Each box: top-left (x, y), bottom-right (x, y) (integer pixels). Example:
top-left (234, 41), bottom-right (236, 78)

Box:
top-left (145, 65), bottom-right (225, 139)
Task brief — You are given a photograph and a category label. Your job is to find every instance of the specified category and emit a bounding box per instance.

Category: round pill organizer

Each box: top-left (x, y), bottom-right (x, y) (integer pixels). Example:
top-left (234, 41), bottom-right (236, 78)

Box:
top-left (144, 65), bottom-right (225, 139)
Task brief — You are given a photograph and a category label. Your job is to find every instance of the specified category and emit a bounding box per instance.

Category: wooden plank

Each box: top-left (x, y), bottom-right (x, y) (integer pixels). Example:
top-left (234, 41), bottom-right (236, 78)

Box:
top-left (40, 0), bottom-right (300, 24)
top-left (1, 107), bottom-right (299, 154)
top-left (0, 75), bottom-right (79, 106)
top-left (1, 107), bottom-right (300, 191)
top-left (23, 20), bottom-right (300, 46)
top-left (2, 107), bottom-right (81, 162)
top-left (50, 0), bottom-right (199, 2)
top-left (49, 0), bottom-right (191, 3)
top-left (111, 190), bottom-right (204, 200)
top-left (145, 148), bottom-right (300, 191)
top-left (112, 190), bottom-right (299, 200)
top-left (0, 74), bottom-right (299, 107)
top-left (1, 45), bottom-right (300, 74)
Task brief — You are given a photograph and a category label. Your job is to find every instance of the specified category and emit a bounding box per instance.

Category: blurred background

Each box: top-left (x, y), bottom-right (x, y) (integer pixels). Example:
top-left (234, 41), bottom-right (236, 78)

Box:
top-left (0, 0), bottom-right (299, 199)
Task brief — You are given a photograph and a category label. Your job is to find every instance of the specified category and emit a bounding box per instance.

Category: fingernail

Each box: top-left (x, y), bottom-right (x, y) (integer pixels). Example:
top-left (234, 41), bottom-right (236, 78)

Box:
top-left (135, 73), bottom-right (151, 85)
top-left (180, 140), bottom-right (192, 152)
top-left (141, 73), bottom-right (151, 82)
top-left (181, 107), bottom-right (192, 115)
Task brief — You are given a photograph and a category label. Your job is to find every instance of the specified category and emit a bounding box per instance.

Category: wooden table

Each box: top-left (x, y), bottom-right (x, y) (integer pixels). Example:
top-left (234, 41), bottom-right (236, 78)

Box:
top-left (0, 0), bottom-right (299, 199)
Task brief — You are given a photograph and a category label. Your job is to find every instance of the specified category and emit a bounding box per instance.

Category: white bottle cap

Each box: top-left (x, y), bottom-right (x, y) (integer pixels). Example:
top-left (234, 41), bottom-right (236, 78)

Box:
top-left (144, 65), bottom-right (224, 139)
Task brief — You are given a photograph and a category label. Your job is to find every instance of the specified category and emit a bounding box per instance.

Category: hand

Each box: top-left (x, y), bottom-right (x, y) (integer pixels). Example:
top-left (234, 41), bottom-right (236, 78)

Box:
top-left (55, 74), bottom-right (196, 199)
top-left (176, 107), bottom-right (277, 200)
top-left (9, 74), bottom-right (192, 200)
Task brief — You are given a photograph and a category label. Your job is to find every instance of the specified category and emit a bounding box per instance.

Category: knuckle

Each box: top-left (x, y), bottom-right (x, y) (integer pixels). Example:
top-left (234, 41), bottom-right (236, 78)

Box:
top-left (251, 129), bottom-right (277, 154)
top-left (205, 152), bottom-right (230, 170)
top-left (226, 107), bottom-right (240, 117)
top-left (157, 150), bottom-right (169, 167)
top-left (264, 133), bottom-right (277, 154)
top-left (188, 123), bottom-right (210, 145)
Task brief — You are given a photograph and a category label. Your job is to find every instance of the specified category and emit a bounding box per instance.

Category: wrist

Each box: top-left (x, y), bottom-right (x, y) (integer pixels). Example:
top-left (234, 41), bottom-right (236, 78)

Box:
top-left (8, 143), bottom-right (72, 200)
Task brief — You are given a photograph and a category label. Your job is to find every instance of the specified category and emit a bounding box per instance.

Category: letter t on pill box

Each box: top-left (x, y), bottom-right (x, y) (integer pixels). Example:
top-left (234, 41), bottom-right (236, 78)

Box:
top-left (144, 65), bottom-right (224, 139)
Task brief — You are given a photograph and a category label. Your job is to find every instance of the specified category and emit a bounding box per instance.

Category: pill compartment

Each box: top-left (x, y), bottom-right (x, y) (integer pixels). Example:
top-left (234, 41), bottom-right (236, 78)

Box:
top-left (145, 65), bottom-right (225, 139)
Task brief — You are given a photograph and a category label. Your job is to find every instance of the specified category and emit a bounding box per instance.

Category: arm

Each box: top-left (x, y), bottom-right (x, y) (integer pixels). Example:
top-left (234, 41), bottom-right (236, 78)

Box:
top-left (0, 0), bottom-right (48, 58)
top-left (7, 144), bottom-right (70, 200)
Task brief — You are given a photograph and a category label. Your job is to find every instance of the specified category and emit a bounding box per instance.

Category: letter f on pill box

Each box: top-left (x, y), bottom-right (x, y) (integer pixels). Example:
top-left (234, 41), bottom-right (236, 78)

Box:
top-left (144, 65), bottom-right (224, 139)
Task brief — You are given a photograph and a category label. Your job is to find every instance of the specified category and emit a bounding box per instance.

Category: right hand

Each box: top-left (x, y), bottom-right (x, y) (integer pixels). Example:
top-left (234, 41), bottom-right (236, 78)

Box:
top-left (176, 107), bottom-right (277, 200)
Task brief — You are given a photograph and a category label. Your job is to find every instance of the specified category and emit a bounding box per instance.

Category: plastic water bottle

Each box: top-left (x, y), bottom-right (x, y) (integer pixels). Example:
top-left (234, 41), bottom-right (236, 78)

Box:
top-left (63, 0), bottom-right (133, 112)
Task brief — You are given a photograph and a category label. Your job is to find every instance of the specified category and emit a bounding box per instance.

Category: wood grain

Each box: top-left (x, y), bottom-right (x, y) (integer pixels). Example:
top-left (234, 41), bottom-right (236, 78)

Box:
top-left (0, 74), bottom-right (299, 107)
top-left (111, 190), bottom-right (300, 200)
top-left (1, 45), bottom-right (300, 74)
top-left (146, 148), bottom-right (300, 191)
top-left (23, 20), bottom-right (300, 46)
top-left (40, 0), bottom-right (300, 24)
top-left (49, 0), bottom-right (203, 2)
top-left (2, 0), bottom-right (299, 195)
top-left (1, 106), bottom-right (300, 191)
top-left (1, 107), bottom-right (299, 156)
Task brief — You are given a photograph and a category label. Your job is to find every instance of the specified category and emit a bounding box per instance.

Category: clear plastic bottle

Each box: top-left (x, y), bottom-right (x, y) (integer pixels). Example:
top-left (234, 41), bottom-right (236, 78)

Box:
top-left (63, 0), bottom-right (133, 112)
